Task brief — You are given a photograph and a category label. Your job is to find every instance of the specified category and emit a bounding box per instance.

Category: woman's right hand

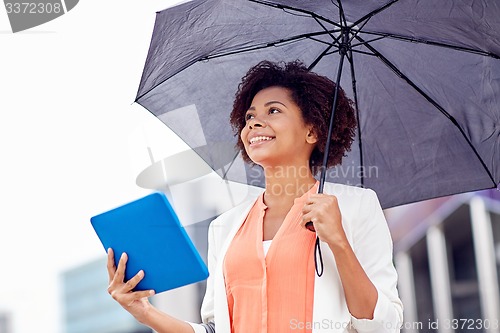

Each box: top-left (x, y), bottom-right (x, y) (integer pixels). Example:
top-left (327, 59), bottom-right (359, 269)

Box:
top-left (107, 248), bottom-right (156, 324)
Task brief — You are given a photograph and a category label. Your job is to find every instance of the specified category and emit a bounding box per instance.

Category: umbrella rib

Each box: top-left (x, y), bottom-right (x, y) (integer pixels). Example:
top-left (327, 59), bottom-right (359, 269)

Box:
top-left (348, 12), bottom-right (372, 45)
top-left (201, 29), bottom-right (338, 61)
top-left (308, 36), bottom-right (340, 47)
top-left (248, 0), bottom-right (342, 29)
top-left (350, 35), bottom-right (387, 49)
top-left (351, 49), bottom-right (378, 57)
top-left (346, 47), bottom-right (364, 188)
top-left (135, 59), bottom-right (200, 102)
top-left (355, 35), bottom-right (497, 186)
top-left (360, 31), bottom-right (500, 59)
top-left (351, 0), bottom-right (400, 28)
top-left (313, 16), bottom-right (342, 46)
top-left (325, 49), bottom-right (341, 56)
top-left (326, 48), bottom-right (377, 57)
top-left (336, 0), bottom-right (348, 28)
top-left (308, 44), bottom-right (335, 71)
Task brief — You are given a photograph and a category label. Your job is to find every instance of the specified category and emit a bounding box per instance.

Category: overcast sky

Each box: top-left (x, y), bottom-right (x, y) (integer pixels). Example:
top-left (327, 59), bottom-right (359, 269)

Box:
top-left (0, 1), bottom-right (193, 331)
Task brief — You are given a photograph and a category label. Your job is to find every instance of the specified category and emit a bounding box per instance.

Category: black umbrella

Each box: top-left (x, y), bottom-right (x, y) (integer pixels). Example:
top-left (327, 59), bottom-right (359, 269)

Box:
top-left (134, 0), bottom-right (500, 210)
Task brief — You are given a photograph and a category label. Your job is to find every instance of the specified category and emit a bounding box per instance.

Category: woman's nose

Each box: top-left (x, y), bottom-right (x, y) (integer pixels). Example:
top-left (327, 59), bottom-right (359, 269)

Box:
top-left (248, 116), bottom-right (266, 129)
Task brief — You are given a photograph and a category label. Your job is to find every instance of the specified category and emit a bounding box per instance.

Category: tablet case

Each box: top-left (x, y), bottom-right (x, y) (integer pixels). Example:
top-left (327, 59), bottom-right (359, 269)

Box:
top-left (90, 192), bottom-right (209, 293)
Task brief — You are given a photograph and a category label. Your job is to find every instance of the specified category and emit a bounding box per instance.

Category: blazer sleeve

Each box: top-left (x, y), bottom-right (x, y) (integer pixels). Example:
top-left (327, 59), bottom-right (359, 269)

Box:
top-left (349, 188), bottom-right (404, 333)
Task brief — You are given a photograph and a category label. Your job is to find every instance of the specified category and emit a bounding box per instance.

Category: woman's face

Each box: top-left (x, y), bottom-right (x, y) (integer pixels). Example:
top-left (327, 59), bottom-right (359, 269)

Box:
top-left (240, 86), bottom-right (317, 168)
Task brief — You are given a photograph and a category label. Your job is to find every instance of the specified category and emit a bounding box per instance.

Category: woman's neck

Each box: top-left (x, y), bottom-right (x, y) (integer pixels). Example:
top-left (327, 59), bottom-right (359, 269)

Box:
top-left (262, 163), bottom-right (317, 208)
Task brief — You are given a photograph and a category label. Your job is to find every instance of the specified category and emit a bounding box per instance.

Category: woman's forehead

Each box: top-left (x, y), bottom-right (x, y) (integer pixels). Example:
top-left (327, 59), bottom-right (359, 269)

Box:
top-left (251, 86), bottom-right (294, 104)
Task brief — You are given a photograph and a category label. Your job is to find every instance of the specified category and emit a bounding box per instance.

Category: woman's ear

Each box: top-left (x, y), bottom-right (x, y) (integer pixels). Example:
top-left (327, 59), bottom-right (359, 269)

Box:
top-left (306, 127), bottom-right (318, 144)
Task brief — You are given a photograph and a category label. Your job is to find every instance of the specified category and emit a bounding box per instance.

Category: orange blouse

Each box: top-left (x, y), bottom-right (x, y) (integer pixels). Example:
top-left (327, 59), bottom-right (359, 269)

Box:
top-left (223, 182), bottom-right (318, 333)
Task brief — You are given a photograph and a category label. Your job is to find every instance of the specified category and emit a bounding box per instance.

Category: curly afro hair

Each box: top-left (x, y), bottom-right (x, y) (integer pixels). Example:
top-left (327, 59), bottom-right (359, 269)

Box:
top-left (230, 60), bottom-right (357, 173)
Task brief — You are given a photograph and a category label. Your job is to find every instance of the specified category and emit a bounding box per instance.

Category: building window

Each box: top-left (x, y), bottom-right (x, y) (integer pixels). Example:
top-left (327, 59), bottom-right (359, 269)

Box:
top-left (410, 237), bottom-right (436, 333)
top-left (490, 211), bottom-right (500, 299)
top-left (444, 204), bottom-right (482, 331)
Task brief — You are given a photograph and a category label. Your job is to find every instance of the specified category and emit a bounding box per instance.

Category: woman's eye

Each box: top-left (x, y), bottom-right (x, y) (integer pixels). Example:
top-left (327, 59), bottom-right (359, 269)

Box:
top-left (245, 113), bottom-right (254, 121)
top-left (269, 108), bottom-right (280, 114)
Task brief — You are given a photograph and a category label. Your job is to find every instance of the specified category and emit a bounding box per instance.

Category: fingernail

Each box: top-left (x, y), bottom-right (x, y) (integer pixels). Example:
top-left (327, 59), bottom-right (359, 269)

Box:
top-left (150, 290), bottom-right (155, 296)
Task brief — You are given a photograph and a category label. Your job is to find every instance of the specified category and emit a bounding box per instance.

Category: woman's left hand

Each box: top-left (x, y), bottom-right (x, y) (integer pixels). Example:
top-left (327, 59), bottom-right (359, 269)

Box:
top-left (301, 193), bottom-right (348, 248)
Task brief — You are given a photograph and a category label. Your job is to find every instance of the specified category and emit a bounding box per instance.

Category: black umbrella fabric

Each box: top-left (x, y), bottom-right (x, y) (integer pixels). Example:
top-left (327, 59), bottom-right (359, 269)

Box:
top-left (135, 0), bottom-right (500, 209)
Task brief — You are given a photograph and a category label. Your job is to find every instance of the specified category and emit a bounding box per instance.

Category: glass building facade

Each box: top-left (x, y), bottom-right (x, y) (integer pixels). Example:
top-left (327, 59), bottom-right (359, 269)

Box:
top-left (61, 257), bottom-right (152, 333)
top-left (389, 190), bottom-right (500, 333)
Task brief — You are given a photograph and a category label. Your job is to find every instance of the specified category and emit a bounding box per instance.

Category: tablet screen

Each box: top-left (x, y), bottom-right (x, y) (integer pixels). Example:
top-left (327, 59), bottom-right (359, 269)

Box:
top-left (90, 192), bottom-right (209, 293)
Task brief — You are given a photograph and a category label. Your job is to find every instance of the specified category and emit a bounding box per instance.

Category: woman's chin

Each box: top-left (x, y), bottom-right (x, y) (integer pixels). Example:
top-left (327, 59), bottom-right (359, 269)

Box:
top-left (248, 157), bottom-right (287, 169)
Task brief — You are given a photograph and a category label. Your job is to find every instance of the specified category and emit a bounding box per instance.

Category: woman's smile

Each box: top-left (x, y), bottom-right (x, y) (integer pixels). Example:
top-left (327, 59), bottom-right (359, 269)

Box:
top-left (249, 135), bottom-right (275, 146)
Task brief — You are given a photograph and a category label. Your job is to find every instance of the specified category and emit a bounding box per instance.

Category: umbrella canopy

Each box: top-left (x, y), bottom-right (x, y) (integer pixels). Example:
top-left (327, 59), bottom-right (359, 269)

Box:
top-left (135, 0), bottom-right (500, 209)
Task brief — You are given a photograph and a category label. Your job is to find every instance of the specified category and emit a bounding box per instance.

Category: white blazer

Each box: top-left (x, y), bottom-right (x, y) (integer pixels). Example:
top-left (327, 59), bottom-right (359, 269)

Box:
top-left (189, 182), bottom-right (403, 333)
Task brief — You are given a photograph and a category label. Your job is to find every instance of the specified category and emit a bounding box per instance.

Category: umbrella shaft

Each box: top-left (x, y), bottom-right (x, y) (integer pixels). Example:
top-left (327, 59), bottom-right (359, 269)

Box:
top-left (318, 46), bottom-right (347, 194)
top-left (308, 44), bottom-right (348, 234)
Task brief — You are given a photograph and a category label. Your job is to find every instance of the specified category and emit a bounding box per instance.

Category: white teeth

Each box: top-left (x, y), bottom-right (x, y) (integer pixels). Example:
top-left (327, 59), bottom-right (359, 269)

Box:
top-left (250, 136), bottom-right (273, 144)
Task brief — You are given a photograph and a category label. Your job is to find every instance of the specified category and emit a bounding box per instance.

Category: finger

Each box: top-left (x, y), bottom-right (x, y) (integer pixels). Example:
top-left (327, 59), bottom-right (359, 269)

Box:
top-left (316, 193), bottom-right (339, 206)
top-left (305, 196), bottom-right (317, 205)
top-left (114, 252), bottom-right (128, 283)
top-left (107, 248), bottom-right (116, 283)
top-left (301, 203), bottom-right (313, 215)
top-left (307, 193), bottom-right (324, 201)
top-left (305, 195), bottom-right (328, 207)
top-left (136, 289), bottom-right (156, 299)
top-left (301, 212), bottom-right (316, 228)
top-left (122, 269), bottom-right (146, 293)
top-left (308, 193), bottom-right (335, 204)
top-left (121, 290), bottom-right (156, 307)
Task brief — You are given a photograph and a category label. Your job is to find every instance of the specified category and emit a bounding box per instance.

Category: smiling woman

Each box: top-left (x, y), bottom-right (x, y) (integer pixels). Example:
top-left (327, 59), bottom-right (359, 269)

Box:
top-left (240, 87), bottom-right (316, 172)
top-left (106, 60), bottom-right (403, 333)
top-left (231, 60), bottom-right (357, 174)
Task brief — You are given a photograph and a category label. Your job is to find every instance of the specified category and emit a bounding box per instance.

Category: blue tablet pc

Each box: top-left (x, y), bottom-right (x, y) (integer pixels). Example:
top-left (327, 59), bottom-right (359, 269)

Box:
top-left (90, 192), bottom-right (209, 293)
